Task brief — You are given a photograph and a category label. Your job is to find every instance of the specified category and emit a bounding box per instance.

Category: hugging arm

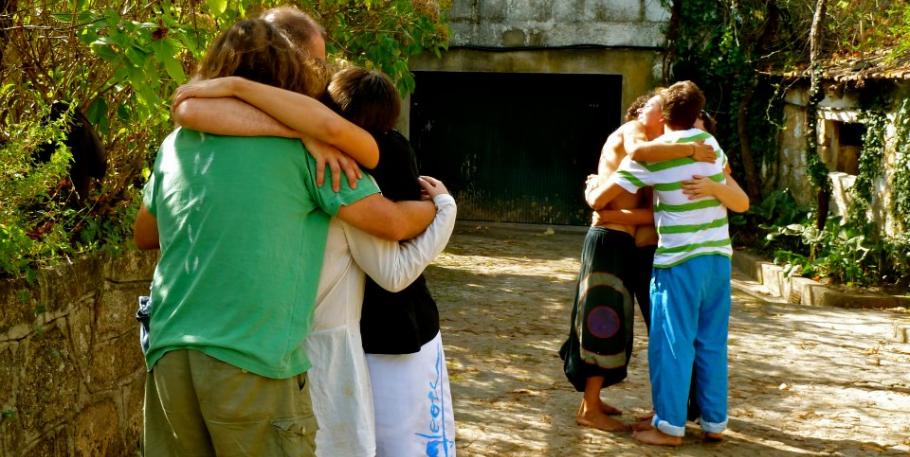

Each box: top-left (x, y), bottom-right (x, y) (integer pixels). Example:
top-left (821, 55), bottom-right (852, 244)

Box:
top-left (585, 176), bottom-right (632, 211)
top-left (345, 192), bottom-right (456, 292)
top-left (133, 205), bottom-right (159, 250)
top-left (173, 98), bottom-right (299, 138)
top-left (173, 77), bottom-right (379, 169)
top-left (682, 173), bottom-right (750, 213)
top-left (622, 121), bottom-right (715, 163)
top-left (337, 196), bottom-right (436, 241)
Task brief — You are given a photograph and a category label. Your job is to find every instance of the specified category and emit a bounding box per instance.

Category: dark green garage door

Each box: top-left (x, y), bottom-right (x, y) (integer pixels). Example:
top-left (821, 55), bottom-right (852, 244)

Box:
top-left (410, 71), bottom-right (622, 226)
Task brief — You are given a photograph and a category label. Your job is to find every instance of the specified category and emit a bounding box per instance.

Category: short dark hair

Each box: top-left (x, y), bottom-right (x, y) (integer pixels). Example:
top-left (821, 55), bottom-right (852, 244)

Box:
top-left (625, 87), bottom-right (666, 122)
top-left (325, 67), bottom-right (400, 133)
top-left (662, 81), bottom-right (706, 130)
top-left (625, 94), bottom-right (651, 122)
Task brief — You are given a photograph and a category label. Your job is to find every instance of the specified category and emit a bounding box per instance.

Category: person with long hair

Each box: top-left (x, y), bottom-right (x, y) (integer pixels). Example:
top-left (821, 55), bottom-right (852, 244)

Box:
top-left (137, 14), bottom-right (439, 456)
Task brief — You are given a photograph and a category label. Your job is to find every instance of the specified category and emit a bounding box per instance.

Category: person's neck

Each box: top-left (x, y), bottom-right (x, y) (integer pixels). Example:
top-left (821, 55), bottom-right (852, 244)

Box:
top-left (663, 124), bottom-right (693, 134)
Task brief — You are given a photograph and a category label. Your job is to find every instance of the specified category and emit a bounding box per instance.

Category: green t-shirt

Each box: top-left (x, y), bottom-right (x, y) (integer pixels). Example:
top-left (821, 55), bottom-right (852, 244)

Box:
top-left (142, 129), bottom-right (379, 379)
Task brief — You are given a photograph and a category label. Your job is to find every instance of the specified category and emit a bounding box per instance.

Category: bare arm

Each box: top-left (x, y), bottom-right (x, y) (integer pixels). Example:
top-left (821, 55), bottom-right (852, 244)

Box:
top-left (623, 121), bottom-right (715, 163)
top-left (345, 180), bottom-right (456, 292)
top-left (336, 195), bottom-right (436, 241)
top-left (681, 173), bottom-right (750, 213)
top-left (585, 174), bottom-right (632, 210)
top-left (173, 98), bottom-right (299, 138)
top-left (174, 77), bottom-right (379, 169)
top-left (597, 131), bottom-right (625, 176)
top-left (133, 205), bottom-right (159, 250)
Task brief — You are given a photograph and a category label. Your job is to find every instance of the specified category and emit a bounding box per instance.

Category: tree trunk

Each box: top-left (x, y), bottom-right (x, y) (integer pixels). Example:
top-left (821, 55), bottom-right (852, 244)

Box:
top-left (662, 0), bottom-right (683, 83)
top-left (807, 0), bottom-right (830, 231)
top-left (736, 79), bottom-right (762, 200)
top-left (0, 0), bottom-right (16, 75)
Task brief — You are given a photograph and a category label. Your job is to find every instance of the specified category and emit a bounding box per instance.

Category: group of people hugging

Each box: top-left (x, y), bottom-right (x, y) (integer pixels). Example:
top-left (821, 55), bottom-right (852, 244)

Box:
top-left (134, 6), bottom-right (457, 457)
top-left (560, 81), bottom-right (750, 446)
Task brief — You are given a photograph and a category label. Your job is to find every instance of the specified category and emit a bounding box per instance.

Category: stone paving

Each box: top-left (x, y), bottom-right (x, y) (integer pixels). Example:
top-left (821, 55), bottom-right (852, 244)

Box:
top-left (425, 225), bottom-right (910, 456)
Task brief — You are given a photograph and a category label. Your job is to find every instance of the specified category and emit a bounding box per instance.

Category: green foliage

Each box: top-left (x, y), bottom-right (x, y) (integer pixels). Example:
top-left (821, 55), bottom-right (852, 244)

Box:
top-left (0, 1), bottom-right (450, 278)
top-left (302, 0), bottom-right (450, 95)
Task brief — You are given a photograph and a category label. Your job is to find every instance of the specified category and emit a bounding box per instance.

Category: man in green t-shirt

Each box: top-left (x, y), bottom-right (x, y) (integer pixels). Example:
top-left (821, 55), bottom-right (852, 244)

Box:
top-left (134, 14), bottom-right (437, 457)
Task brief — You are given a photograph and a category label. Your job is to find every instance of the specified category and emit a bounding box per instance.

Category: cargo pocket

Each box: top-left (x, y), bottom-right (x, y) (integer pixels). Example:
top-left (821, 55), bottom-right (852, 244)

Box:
top-left (272, 415), bottom-right (317, 457)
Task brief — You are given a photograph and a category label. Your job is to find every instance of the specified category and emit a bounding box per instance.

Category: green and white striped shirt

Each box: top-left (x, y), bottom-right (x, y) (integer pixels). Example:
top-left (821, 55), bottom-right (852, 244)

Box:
top-left (613, 128), bottom-right (731, 268)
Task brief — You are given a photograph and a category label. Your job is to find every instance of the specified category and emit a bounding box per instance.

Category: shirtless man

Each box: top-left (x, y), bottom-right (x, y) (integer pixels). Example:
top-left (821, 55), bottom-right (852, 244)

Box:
top-left (560, 91), bottom-right (716, 432)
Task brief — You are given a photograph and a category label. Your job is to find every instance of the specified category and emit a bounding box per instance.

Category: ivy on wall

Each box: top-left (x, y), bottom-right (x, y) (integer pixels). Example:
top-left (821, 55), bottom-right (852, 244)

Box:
top-left (890, 98), bottom-right (910, 232)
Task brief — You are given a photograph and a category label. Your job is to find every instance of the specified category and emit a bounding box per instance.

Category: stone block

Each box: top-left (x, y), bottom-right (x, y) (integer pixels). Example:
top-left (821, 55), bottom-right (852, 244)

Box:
top-left (501, 28), bottom-right (527, 46)
top-left (789, 276), bottom-right (820, 304)
top-left (95, 282), bottom-right (145, 338)
top-left (0, 342), bottom-right (23, 407)
top-left (448, 0), bottom-right (478, 21)
top-left (0, 342), bottom-right (25, 453)
top-left (18, 326), bottom-right (80, 435)
top-left (21, 425), bottom-right (72, 457)
top-left (88, 333), bottom-right (144, 391)
top-left (552, 0), bottom-right (583, 22)
top-left (760, 262), bottom-right (785, 297)
top-left (584, 0), bottom-right (641, 22)
top-left (506, 0), bottom-right (552, 22)
top-left (479, 0), bottom-right (508, 22)
top-left (120, 372), bottom-right (145, 451)
top-left (644, 0), bottom-right (671, 22)
top-left (104, 250), bottom-right (158, 283)
top-left (67, 298), bottom-right (95, 378)
top-left (0, 278), bottom-right (38, 335)
top-left (38, 256), bottom-right (102, 314)
top-left (74, 399), bottom-right (122, 457)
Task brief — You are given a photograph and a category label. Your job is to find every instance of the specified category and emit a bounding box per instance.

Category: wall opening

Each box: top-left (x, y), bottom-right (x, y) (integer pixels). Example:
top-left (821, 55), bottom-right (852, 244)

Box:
top-left (822, 119), bottom-right (865, 175)
top-left (410, 71), bottom-right (622, 225)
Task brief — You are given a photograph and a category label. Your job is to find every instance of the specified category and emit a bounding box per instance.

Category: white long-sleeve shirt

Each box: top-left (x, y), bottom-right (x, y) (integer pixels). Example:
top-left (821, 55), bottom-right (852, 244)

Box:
top-left (305, 194), bottom-right (457, 457)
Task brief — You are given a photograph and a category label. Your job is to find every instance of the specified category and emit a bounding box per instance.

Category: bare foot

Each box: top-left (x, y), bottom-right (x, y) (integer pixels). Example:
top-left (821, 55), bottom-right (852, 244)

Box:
top-left (632, 429), bottom-right (683, 446)
top-left (600, 403), bottom-right (622, 416)
top-left (704, 431), bottom-right (724, 443)
top-left (635, 412), bottom-right (654, 422)
top-left (576, 400), bottom-right (629, 432)
top-left (631, 417), bottom-right (654, 431)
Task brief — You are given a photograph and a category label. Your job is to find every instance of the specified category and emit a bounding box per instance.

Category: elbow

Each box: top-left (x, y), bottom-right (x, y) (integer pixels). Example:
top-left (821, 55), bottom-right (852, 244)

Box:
top-left (728, 199), bottom-right (750, 214)
top-left (734, 200), bottom-right (750, 213)
top-left (172, 100), bottom-right (198, 128)
top-left (133, 233), bottom-right (158, 250)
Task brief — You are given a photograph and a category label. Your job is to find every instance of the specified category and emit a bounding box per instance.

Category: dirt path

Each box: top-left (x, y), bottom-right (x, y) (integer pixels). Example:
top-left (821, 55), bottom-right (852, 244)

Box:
top-left (425, 224), bottom-right (910, 456)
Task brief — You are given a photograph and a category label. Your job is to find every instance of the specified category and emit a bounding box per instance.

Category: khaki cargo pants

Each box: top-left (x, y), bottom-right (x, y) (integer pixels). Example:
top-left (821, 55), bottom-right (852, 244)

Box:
top-left (143, 350), bottom-right (317, 457)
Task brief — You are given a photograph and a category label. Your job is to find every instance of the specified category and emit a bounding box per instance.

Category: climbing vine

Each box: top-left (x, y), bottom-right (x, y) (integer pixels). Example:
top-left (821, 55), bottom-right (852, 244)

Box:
top-left (890, 98), bottom-right (910, 232)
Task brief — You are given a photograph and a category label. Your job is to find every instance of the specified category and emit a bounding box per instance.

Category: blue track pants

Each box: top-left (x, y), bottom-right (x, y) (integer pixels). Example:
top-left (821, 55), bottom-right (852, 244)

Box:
top-left (649, 255), bottom-right (731, 437)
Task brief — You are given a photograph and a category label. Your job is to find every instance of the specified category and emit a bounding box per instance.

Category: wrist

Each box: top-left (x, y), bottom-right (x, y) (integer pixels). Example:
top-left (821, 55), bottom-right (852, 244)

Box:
top-left (688, 144), bottom-right (695, 157)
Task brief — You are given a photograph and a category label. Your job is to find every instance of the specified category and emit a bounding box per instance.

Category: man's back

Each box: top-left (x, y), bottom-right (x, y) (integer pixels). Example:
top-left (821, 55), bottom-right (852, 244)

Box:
top-left (616, 128), bottom-right (730, 268)
top-left (144, 129), bottom-right (353, 379)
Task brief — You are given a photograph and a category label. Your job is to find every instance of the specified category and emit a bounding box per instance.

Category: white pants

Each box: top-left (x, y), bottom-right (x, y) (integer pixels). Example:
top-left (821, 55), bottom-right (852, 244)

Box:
top-left (366, 331), bottom-right (456, 457)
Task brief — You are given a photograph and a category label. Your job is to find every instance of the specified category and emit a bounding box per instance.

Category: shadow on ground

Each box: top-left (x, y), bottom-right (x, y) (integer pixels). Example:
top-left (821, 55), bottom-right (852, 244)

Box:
top-left (427, 225), bottom-right (910, 456)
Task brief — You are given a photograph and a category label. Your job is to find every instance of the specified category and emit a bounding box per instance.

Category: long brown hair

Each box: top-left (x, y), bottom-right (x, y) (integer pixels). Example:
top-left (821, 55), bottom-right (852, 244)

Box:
top-left (196, 18), bottom-right (327, 97)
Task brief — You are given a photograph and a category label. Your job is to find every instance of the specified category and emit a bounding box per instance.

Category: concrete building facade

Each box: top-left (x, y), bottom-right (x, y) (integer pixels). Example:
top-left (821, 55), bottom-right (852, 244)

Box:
top-left (406, 0), bottom-right (669, 225)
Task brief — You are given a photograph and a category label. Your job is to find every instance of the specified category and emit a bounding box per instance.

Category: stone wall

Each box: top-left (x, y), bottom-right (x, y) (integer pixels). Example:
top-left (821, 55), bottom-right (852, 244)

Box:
top-left (448, 0), bottom-right (669, 48)
top-left (0, 250), bottom-right (158, 456)
top-left (776, 83), bottom-right (907, 235)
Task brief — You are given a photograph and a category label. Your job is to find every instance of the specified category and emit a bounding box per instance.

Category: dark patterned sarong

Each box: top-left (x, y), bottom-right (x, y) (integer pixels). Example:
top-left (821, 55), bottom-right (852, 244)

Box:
top-left (559, 227), bottom-right (636, 392)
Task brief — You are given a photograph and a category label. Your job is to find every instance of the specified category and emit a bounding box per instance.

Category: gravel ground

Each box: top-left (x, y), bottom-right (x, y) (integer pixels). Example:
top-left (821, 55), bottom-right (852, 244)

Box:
top-left (425, 224), bottom-right (910, 457)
